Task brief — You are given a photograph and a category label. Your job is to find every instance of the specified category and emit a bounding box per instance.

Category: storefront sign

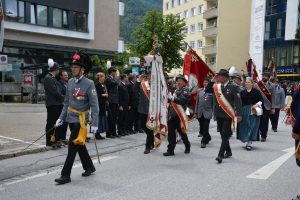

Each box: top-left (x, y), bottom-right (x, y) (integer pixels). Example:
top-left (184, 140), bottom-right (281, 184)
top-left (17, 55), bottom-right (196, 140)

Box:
top-left (276, 66), bottom-right (298, 77)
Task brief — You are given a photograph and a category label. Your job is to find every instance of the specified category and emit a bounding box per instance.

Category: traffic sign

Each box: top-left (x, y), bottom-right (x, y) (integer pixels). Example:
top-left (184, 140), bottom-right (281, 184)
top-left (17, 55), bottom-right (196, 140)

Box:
top-left (0, 55), bottom-right (7, 64)
top-left (23, 72), bottom-right (33, 84)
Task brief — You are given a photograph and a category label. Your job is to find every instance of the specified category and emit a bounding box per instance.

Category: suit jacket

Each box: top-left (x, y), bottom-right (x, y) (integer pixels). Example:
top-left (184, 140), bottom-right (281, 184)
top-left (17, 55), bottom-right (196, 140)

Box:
top-left (213, 81), bottom-right (242, 118)
top-left (95, 82), bottom-right (108, 116)
top-left (127, 81), bottom-right (139, 108)
top-left (195, 88), bottom-right (213, 119)
top-left (106, 75), bottom-right (119, 104)
top-left (138, 82), bottom-right (149, 115)
top-left (118, 82), bottom-right (129, 108)
top-left (168, 86), bottom-right (190, 119)
top-left (44, 73), bottom-right (64, 107)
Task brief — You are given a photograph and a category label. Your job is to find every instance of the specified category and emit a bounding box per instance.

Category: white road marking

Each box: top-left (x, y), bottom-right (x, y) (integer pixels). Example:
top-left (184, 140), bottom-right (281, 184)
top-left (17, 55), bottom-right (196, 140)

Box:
top-left (0, 135), bottom-right (45, 147)
top-left (0, 155), bottom-right (117, 188)
top-left (247, 147), bottom-right (294, 180)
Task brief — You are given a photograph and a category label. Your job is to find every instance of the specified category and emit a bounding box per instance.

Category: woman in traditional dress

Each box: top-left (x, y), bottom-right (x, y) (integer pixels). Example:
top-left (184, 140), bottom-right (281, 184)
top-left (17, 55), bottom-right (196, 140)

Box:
top-left (238, 77), bottom-right (263, 150)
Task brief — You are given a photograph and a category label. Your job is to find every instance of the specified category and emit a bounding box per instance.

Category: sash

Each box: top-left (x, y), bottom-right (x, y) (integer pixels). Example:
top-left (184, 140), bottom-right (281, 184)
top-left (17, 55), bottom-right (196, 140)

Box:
top-left (256, 81), bottom-right (272, 105)
top-left (68, 106), bottom-right (89, 145)
top-left (213, 83), bottom-right (237, 132)
top-left (141, 81), bottom-right (150, 100)
top-left (171, 102), bottom-right (188, 132)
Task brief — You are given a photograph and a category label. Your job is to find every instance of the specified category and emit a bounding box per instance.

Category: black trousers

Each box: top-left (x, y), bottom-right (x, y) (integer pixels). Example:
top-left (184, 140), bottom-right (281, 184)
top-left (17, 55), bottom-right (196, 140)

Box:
top-left (45, 105), bottom-right (63, 146)
top-left (270, 108), bottom-right (280, 130)
top-left (259, 108), bottom-right (270, 139)
top-left (295, 140), bottom-right (300, 167)
top-left (167, 116), bottom-right (190, 152)
top-left (140, 113), bottom-right (154, 149)
top-left (61, 123), bottom-right (94, 177)
top-left (217, 117), bottom-right (232, 157)
top-left (198, 115), bottom-right (211, 144)
top-left (127, 107), bottom-right (138, 131)
top-left (117, 107), bottom-right (129, 134)
top-left (107, 103), bottom-right (118, 136)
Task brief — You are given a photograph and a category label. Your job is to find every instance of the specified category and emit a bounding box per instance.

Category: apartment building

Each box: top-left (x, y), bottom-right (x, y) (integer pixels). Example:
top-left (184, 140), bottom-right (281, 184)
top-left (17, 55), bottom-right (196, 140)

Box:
top-left (163, 0), bottom-right (252, 72)
top-left (1, 0), bottom-right (123, 83)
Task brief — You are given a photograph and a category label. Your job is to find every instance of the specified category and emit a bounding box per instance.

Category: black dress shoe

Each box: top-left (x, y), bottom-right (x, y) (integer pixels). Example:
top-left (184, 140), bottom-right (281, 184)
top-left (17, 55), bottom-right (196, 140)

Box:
top-left (201, 143), bottom-right (206, 148)
top-left (163, 151), bottom-right (175, 156)
top-left (261, 137), bottom-right (266, 142)
top-left (82, 168), bottom-right (96, 177)
top-left (95, 134), bottom-right (105, 140)
top-left (106, 135), bottom-right (115, 139)
top-left (273, 129), bottom-right (278, 132)
top-left (114, 134), bottom-right (121, 138)
top-left (184, 148), bottom-right (190, 154)
top-left (216, 156), bottom-right (222, 164)
top-left (55, 176), bottom-right (71, 184)
top-left (224, 152), bottom-right (232, 158)
top-left (144, 149), bottom-right (150, 154)
top-left (198, 133), bottom-right (203, 137)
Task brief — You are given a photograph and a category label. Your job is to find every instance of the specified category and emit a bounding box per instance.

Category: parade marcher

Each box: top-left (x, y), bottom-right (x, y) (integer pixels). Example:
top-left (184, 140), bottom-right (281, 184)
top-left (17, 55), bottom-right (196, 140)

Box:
top-left (195, 78), bottom-right (213, 148)
top-left (269, 79), bottom-right (285, 132)
top-left (138, 72), bottom-right (154, 154)
top-left (238, 77), bottom-right (263, 150)
top-left (257, 72), bottom-right (276, 142)
top-left (213, 69), bottom-right (242, 163)
top-left (44, 58), bottom-right (64, 147)
top-left (56, 70), bottom-right (69, 143)
top-left (163, 75), bottom-right (191, 156)
top-left (117, 74), bottom-right (130, 136)
top-left (95, 72), bottom-right (108, 140)
top-left (290, 64), bottom-right (300, 167)
top-left (127, 74), bottom-right (139, 134)
top-left (106, 67), bottom-right (120, 138)
top-left (54, 51), bottom-right (99, 184)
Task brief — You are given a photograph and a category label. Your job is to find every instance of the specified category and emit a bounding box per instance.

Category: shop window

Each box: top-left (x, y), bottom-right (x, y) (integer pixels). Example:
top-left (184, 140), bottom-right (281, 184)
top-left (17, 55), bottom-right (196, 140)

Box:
top-left (30, 4), bottom-right (36, 24)
top-left (18, 1), bottom-right (25, 23)
top-left (4, 0), bottom-right (17, 21)
top-left (36, 5), bottom-right (47, 26)
top-left (53, 8), bottom-right (62, 28)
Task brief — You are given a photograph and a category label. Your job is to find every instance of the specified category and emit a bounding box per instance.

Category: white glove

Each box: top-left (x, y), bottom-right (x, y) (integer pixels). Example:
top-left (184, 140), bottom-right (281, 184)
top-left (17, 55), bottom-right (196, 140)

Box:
top-left (91, 126), bottom-right (98, 133)
top-left (168, 92), bottom-right (174, 101)
top-left (55, 119), bottom-right (63, 127)
top-left (256, 101), bottom-right (262, 107)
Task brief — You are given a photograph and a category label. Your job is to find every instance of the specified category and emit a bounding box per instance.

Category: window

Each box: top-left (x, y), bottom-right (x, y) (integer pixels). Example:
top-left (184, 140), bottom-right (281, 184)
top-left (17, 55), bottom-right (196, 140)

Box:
top-left (294, 45), bottom-right (299, 64)
top-left (265, 21), bottom-right (270, 40)
top-left (190, 41), bottom-right (195, 49)
top-left (30, 4), bottom-right (36, 24)
top-left (197, 22), bottom-right (203, 31)
top-left (276, 18), bottom-right (282, 38)
top-left (182, 27), bottom-right (188, 34)
top-left (280, 47), bottom-right (287, 66)
top-left (190, 24), bottom-right (195, 33)
top-left (36, 5), bottom-right (47, 26)
top-left (183, 10), bottom-right (188, 18)
top-left (184, 0), bottom-right (187, 3)
top-left (72, 12), bottom-right (88, 32)
top-left (18, 1), bottom-right (25, 23)
top-left (4, 0), bottom-right (17, 21)
top-left (177, 0), bottom-right (181, 6)
top-left (171, 0), bottom-right (175, 8)
top-left (53, 8), bottom-right (62, 28)
top-left (63, 10), bottom-right (68, 29)
top-left (197, 40), bottom-right (203, 48)
top-left (165, 2), bottom-right (169, 10)
top-left (198, 5), bottom-right (203, 14)
top-left (191, 7), bottom-right (196, 17)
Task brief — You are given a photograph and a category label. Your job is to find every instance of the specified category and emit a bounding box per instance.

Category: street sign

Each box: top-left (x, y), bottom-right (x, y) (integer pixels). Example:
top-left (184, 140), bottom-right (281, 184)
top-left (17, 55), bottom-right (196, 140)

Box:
top-left (129, 57), bottom-right (140, 65)
top-left (23, 72), bottom-right (33, 84)
top-left (0, 64), bottom-right (12, 71)
top-left (0, 55), bottom-right (7, 64)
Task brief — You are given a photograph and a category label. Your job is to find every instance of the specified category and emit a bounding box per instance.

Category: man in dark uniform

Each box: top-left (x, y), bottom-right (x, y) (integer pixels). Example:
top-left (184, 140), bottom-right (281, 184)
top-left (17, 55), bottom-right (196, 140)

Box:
top-left (106, 67), bottom-right (120, 138)
top-left (213, 69), bottom-right (242, 164)
top-left (118, 74), bottom-right (130, 136)
top-left (163, 75), bottom-right (191, 156)
top-left (54, 51), bottom-right (99, 184)
top-left (138, 72), bottom-right (154, 154)
top-left (291, 64), bottom-right (300, 167)
top-left (44, 58), bottom-right (64, 147)
top-left (127, 74), bottom-right (139, 134)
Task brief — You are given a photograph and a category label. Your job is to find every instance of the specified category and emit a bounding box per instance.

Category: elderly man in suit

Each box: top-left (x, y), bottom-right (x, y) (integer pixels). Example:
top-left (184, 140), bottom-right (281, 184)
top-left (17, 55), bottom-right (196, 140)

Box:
top-left (195, 78), bottom-right (214, 148)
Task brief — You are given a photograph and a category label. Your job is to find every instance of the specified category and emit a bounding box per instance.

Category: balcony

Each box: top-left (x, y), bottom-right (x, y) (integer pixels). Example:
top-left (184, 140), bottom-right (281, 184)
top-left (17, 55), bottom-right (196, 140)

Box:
top-left (203, 44), bottom-right (217, 55)
top-left (203, 7), bottom-right (218, 19)
top-left (202, 26), bottom-right (217, 37)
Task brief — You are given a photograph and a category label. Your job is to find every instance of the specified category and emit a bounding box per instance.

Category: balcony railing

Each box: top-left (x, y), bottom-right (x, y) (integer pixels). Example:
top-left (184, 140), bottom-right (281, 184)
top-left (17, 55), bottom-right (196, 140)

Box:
top-left (202, 26), bottom-right (217, 37)
top-left (203, 44), bottom-right (217, 55)
top-left (203, 7), bottom-right (218, 19)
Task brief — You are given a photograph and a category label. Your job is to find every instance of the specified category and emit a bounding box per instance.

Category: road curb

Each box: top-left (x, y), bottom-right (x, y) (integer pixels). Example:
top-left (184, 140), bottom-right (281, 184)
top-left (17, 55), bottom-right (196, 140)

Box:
top-left (0, 147), bottom-right (48, 160)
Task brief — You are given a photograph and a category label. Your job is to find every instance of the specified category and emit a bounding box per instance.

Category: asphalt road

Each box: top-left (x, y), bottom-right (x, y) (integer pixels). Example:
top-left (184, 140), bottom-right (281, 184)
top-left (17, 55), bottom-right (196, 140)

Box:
top-left (0, 108), bottom-right (299, 200)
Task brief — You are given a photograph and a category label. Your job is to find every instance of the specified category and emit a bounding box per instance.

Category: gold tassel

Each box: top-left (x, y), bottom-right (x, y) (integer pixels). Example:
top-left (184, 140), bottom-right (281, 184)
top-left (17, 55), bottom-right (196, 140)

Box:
top-left (50, 134), bottom-right (55, 142)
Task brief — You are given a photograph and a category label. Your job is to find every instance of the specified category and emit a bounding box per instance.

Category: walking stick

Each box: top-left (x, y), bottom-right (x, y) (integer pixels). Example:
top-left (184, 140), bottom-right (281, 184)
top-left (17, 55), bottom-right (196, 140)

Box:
top-left (23, 126), bottom-right (56, 151)
top-left (93, 132), bottom-right (101, 165)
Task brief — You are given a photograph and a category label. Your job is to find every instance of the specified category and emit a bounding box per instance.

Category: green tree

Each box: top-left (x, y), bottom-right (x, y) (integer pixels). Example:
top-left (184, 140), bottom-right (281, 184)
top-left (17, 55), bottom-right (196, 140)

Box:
top-left (131, 10), bottom-right (186, 72)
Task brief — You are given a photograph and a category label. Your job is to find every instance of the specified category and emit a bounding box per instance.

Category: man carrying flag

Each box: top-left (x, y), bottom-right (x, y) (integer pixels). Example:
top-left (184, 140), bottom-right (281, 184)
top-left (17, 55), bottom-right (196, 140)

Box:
top-left (163, 75), bottom-right (191, 156)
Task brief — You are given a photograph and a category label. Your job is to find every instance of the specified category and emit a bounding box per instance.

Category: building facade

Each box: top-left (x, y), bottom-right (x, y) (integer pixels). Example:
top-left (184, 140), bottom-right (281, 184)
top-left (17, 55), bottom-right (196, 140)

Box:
top-left (1, 0), bottom-right (123, 83)
top-left (163, 0), bottom-right (252, 73)
top-left (263, 0), bottom-right (300, 78)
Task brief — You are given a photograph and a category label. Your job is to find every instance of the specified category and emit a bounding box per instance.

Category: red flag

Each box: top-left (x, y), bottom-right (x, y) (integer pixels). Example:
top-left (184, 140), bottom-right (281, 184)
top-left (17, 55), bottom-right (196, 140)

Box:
top-left (183, 49), bottom-right (215, 107)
